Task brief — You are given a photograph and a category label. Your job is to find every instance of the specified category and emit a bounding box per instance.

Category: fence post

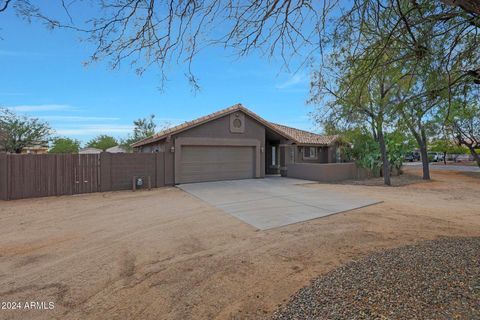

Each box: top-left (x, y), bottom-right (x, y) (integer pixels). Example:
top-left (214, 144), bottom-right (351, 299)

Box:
top-left (99, 152), bottom-right (112, 192)
top-left (155, 152), bottom-right (165, 187)
top-left (0, 153), bottom-right (7, 200)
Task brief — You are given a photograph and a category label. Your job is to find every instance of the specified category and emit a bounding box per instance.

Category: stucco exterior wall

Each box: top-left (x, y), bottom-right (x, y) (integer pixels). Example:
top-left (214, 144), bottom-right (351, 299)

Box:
top-left (286, 162), bottom-right (370, 182)
top-left (295, 146), bottom-right (331, 164)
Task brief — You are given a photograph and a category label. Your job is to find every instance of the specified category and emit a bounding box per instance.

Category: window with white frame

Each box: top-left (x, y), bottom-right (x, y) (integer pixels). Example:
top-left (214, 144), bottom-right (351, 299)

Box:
top-left (303, 147), bottom-right (317, 160)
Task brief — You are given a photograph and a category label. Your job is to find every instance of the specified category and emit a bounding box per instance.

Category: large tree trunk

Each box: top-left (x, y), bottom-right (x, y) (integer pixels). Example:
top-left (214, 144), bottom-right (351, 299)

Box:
top-left (377, 127), bottom-right (391, 186)
top-left (419, 128), bottom-right (431, 180)
top-left (398, 109), bottom-right (431, 180)
top-left (418, 141), bottom-right (431, 180)
top-left (406, 128), bottom-right (431, 180)
top-left (467, 146), bottom-right (480, 168)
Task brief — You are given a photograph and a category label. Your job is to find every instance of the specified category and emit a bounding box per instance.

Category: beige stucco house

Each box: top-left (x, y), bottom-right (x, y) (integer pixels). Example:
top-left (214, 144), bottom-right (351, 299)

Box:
top-left (132, 104), bottom-right (342, 184)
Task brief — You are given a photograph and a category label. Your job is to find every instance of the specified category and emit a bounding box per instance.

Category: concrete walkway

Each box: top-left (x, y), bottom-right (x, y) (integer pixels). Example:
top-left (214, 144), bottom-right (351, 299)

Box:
top-left (178, 177), bottom-right (381, 230)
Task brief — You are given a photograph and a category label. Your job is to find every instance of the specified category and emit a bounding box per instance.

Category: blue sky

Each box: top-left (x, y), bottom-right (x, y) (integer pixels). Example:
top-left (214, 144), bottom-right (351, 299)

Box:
top-left (0, 4), bottom-right (319, 145)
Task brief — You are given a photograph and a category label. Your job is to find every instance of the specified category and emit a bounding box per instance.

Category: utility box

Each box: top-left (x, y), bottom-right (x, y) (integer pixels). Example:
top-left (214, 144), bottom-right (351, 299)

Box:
top-left (132, 176), bottom-right (151, 191)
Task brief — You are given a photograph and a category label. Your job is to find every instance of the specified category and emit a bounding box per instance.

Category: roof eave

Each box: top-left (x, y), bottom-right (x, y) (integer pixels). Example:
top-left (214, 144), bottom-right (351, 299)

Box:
top-left (297, 143), bottom-right (330, 147)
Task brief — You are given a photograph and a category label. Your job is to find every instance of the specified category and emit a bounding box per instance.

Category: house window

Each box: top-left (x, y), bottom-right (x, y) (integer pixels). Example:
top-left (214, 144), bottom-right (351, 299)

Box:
top-left (272, 146), bottom-right (276, 165)
top-left (303, 147), bottom-right (317, 160)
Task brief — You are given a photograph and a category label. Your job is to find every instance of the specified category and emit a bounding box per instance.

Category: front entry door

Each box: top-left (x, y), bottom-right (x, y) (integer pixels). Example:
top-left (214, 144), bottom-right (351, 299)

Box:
top-left (266, 142), bottom-right (280, 174)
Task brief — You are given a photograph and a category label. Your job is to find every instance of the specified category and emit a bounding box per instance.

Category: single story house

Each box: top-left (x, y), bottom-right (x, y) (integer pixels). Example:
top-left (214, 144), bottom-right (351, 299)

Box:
top-left (21, 144), bottom-right (49, 154)
top-left (132, 104), bottom-right (342, 184)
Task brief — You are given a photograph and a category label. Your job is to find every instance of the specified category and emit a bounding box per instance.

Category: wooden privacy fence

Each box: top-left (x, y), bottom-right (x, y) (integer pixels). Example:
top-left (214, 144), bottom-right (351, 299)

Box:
top-left (0, 152), bottom-right (165, 200)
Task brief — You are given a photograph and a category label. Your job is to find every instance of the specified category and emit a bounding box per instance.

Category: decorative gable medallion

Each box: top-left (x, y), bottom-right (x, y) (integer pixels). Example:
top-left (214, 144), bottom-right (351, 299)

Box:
top-left (229, 112), bottom-right (245, 133)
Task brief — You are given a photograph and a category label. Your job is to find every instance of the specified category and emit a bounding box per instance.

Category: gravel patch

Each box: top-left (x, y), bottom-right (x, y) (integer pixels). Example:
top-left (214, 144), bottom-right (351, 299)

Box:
top-left (272, 237), bottom-right (480, 320)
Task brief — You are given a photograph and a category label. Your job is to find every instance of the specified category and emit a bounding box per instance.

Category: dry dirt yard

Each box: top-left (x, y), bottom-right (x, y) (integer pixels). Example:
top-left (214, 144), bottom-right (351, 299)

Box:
top-left (0, 167), bottom-right (479, 320)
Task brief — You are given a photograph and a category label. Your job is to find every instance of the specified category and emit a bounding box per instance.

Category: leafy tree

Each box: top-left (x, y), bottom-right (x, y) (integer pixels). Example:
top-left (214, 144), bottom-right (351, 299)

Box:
top-left (312, 0), bottom-right (479, 182)
top-left (445, 89), bottom-right (480, 167)
top-left (120, 115), bottom-right (171, 151)
top-left (340, 129), bottom-right (383, 177)
top-left (49, 137), bottom-right (80, 154)
top-left (311, 5), bottom-right (411, 185)
top-left (0, 108), bottom-right (52, 153)
top-left (86, 135), bottom-right (117, 151)
top-left (133, 115), bottom-right (157, 141)
top-left (385, 131), bottom-right (415, 173)
top-left (395, 66), bottom-right (449, 180)
top-left (429, 139), bottom-right (468, 164)
top-left (338, 128), bottom-right (411, 177)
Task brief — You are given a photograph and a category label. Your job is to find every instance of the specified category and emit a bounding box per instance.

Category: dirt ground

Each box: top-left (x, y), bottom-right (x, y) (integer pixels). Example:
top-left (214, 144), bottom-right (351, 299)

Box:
top-left (0, 167), bottom-right (479, 320)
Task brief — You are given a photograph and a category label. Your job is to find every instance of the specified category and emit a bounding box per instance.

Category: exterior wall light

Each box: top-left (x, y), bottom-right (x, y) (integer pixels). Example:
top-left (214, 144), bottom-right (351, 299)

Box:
top-left (170, 146), bottom-right (175, 153)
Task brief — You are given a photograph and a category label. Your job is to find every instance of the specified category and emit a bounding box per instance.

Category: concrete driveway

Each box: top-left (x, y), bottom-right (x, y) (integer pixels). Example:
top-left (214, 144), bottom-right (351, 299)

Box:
top-left (178, 177), bottom-right (381, 230)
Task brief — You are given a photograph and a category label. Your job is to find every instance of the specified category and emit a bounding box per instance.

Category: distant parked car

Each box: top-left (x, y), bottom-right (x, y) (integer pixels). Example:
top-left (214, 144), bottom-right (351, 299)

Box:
top-left (427, 152), bottom-right (444, 162)
top-left (455, 154), bottom-right (474, 162)
top-left (405, 151), bottom-right (420, 162)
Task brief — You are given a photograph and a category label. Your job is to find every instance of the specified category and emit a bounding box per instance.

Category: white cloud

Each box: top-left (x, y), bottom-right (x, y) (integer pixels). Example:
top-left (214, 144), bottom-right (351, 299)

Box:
top-left (0, 50), bottom-right (45, 57)
top-left (7, 104), bottom-right (74, 112)
top-left (56, 124), bottom-right (133, 136)
top-left (276, 73), bottom-right (308, 89)
top-left (41, 115), bottom-right (120, 121)
top-left (0, 50), bottom-right (23, 56)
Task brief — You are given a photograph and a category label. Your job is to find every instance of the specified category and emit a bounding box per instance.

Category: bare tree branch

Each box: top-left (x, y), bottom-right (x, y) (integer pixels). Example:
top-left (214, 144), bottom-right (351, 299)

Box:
top-left (0, 0), bottom-right (11, 13)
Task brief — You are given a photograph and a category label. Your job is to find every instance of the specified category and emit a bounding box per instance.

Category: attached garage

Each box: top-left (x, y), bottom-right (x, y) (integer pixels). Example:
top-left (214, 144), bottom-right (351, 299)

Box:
top-left (177, 145), bottom-right (255, 184)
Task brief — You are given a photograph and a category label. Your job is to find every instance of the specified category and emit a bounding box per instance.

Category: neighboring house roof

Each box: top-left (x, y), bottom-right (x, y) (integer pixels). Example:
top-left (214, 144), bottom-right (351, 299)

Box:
top-left (22, 145), bottom-right (49, 151)
top-left (106, 145), bottom-right (128, 153)
top-left (79, 147), bottom-right (102, 154)
top-left (132, 103), bottom-right (338, 147)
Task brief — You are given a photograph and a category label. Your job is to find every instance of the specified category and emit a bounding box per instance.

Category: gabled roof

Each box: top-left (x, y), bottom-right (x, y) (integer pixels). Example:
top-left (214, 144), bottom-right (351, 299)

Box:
top-left (132, 104), bottom-right (338, 147)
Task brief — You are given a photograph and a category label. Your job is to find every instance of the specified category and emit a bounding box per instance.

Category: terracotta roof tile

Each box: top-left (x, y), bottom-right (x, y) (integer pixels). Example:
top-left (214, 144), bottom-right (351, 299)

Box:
top-left (269, 123), bottom-right (340, 145)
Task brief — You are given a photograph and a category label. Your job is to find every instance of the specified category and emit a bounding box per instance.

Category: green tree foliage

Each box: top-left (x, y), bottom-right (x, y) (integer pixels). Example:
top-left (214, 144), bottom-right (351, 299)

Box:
top-left (337, 128), bottom-right (412, 177)
top-left (385, 131), bottom-right (415, 173)
top-left (311, 10), bottom-right (409, 185)
top-left (133, 115), bottom-right (157, 140)
top-left (0, 108), bottom-right (52, 153)
top-left (311, 0), bottom-right (479, 182)
top-left (445, 90), bottom-right (480, 167)
top-left (49, 137), bottom-right (80, 154)
top-left (86, 135), bottom-right (117, 151)
top-left (120, 115), bottom-right (157, 151)
top-left (120, 115), bottom-right (171, 151)
top-left (341, 129), bottom-right (382, 176)
top-left (430, 139), bottom-right (467, 155)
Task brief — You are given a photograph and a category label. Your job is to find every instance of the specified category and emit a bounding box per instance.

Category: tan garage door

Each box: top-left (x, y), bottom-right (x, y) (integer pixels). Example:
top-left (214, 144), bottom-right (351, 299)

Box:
top-left (178, 146), bottom-right (255, 183)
